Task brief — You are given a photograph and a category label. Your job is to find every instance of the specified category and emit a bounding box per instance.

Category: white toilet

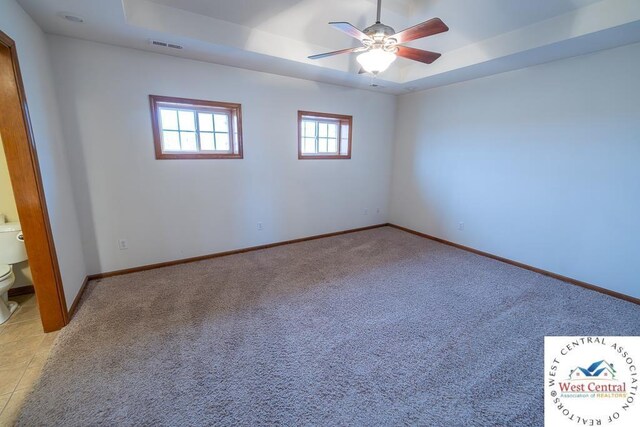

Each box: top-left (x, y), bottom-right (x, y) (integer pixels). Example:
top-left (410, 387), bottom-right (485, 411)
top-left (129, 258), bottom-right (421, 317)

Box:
top-left (0, 221), bottom-right (27, 324)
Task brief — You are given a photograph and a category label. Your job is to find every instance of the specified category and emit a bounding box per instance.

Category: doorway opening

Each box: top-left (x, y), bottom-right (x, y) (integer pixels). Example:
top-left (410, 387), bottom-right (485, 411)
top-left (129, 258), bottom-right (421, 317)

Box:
top-left (0, 30), bottom-right (68, 332)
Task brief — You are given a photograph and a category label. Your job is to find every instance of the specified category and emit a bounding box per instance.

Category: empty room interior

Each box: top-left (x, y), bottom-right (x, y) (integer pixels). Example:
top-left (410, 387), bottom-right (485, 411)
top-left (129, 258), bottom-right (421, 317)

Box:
top-left (0, 0), bottom-right (639, 425)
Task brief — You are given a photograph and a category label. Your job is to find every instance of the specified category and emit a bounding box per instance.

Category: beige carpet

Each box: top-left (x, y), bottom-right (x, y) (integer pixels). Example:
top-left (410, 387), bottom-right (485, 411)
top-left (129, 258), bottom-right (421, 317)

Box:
top-left (17, 227), bottom-right (640, 426)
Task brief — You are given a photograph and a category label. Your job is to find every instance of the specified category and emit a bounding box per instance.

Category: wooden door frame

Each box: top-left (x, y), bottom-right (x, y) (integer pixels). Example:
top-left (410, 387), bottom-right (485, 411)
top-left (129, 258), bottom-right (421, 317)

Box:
top-left (0, 30), bottom-right (68, 332)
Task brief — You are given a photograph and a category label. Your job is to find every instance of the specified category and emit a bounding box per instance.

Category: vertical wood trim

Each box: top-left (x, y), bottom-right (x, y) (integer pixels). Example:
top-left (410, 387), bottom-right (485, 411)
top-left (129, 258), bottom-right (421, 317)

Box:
top-left (0, 31), bottom-right (68, 332)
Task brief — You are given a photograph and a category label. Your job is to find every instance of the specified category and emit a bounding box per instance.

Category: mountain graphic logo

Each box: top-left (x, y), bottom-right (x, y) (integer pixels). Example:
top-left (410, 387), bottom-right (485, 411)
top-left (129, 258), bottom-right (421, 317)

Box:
top-left (568, 360), bottom-right (616, 380)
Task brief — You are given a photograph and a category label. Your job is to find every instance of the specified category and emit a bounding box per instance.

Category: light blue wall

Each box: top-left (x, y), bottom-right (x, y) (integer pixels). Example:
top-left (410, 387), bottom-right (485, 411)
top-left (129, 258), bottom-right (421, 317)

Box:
top-left (47, 37), bottom-right (395, 275)
top-left (391, 42), bottom-right (640, 298)
top-left (0, 0), bottom-right (87, 306)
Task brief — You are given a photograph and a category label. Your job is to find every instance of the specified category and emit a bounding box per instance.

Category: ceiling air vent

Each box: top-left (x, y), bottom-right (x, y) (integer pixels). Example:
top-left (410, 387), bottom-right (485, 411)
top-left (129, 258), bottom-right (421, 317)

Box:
top-left (149, 40), bottom-right (183, 50)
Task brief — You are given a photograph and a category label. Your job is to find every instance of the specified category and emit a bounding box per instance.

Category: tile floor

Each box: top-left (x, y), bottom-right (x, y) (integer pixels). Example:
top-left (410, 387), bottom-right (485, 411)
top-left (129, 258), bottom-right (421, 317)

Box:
top-left (0, 294), bottom-right (58, 426)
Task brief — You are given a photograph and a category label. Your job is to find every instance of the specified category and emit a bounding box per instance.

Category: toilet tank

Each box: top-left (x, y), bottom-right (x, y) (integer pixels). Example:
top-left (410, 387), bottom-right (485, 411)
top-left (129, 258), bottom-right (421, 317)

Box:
top-left (0, 222), bottom-right (27, 264)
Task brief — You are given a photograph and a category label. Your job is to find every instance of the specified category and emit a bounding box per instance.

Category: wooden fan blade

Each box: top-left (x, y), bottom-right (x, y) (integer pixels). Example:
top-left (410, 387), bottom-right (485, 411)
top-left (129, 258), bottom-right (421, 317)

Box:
top-left (329, 22), bottom-right (371, 42)
top-left (309, 47), bottom-right (360, 60)
top-left (396, 46), bottom-right (442, 64)
top-left (392, 18), bottom-right (448, 44)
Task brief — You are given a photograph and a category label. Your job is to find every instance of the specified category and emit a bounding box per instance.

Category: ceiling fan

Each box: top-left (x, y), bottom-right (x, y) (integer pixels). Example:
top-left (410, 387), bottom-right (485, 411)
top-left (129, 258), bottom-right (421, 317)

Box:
top-left (309, 0), bottom-right (449, 74)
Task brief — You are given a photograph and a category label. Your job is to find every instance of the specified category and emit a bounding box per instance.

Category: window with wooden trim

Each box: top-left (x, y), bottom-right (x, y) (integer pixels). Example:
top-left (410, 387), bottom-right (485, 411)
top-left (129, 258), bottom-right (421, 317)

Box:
top-left (298, 111), bottom-right (352, 159)
top-left (150, 95), bottom-right (243, 159)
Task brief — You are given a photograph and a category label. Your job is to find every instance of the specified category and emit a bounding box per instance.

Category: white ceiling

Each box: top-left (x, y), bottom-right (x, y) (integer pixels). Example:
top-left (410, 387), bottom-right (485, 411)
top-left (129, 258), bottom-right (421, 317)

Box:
top-left (147, 0), bottom-right (412, 52)
top-left (149, 0), bottom-right (603, 53)
top-left (17, 0), bottom-right (640, 94)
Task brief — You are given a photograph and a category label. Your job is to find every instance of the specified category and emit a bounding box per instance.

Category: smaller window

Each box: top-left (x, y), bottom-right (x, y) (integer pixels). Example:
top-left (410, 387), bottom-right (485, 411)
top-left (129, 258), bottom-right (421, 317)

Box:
top-left (150, 95), bottom-right (243, 159)
top-left (298, 111), bottom-right (352, 159)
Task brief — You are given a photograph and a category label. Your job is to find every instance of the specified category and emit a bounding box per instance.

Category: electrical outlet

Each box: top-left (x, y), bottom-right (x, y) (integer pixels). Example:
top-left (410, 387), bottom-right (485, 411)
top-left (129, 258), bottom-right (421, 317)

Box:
top-left (118, 239), bottom-right (128, 250)
top-left (458, 222), bottom-right (465, 231)
top-left (257, 222), bottom-right (263, 231)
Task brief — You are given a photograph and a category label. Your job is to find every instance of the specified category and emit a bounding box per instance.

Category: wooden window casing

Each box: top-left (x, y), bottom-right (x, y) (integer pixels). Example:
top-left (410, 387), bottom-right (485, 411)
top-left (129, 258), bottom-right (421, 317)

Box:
top-left (150, 95), bottom-right (243, 159)
top-left (298, 111), bottom-right (352, 160)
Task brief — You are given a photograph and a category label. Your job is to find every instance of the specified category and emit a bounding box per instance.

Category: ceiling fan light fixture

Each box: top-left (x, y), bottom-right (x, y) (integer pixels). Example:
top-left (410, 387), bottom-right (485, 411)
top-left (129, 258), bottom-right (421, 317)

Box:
top-left (356, 48), bottom-right (396, 74)
top-left (308, 0), bottom-right (448, 73)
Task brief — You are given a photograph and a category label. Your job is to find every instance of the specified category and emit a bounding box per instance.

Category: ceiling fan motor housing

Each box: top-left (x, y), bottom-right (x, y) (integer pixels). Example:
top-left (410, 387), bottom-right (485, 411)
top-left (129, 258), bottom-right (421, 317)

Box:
top-left (363, 23), bottom-right (396, 41)
top-left (307, 0), bottom-right (449, 71)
